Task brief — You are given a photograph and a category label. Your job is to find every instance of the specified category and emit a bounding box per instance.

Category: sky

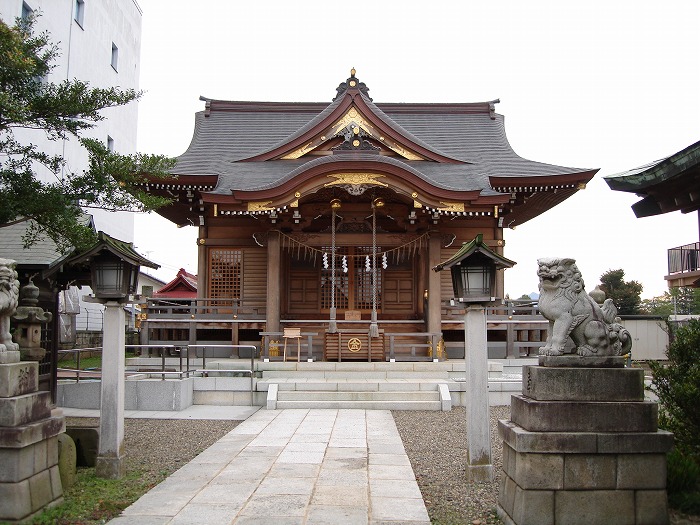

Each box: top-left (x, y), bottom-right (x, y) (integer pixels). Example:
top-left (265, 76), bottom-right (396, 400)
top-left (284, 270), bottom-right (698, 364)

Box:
top-left (133, 0), bottom-right (700, 299)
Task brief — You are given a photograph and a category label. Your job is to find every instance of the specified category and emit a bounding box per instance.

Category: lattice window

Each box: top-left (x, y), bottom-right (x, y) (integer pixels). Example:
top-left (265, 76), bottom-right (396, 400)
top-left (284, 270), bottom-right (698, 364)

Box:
top-left (208, 248), bottom-right (242, 307)
top-left (355, 246), bottom-right (382, 310)
top-left (321, 246), bottom-right (349, 310)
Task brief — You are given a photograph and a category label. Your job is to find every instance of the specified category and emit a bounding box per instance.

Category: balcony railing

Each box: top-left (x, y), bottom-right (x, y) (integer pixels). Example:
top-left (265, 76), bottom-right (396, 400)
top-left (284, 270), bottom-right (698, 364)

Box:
top-left (668, 242), bottom-right (700, 274)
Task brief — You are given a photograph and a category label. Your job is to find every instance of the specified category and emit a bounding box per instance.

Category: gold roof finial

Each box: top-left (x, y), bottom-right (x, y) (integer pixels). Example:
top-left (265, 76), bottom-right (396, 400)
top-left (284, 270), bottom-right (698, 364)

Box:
top-left (351, 67), bottom-right (356, 77)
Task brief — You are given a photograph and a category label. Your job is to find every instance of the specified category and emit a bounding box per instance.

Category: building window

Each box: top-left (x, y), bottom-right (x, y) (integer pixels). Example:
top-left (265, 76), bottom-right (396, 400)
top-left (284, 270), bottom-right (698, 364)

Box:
top-left (74, 0), bottom-right (85, 28)
top-left (107, 136), bottom-right (114, 152)
top-left (208, 249), bottom-right (242, 308)
top-left (21, 2), bottom-right (33, 19)
top-left (110, 43), bottom-right (118, 71)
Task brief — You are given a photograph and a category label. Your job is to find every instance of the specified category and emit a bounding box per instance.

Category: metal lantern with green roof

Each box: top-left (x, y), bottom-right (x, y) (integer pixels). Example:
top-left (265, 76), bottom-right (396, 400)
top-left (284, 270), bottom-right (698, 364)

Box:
top-left (433, 234), bottom-right (516, 303)
top-left (64, 231), bottom-right (159, 302)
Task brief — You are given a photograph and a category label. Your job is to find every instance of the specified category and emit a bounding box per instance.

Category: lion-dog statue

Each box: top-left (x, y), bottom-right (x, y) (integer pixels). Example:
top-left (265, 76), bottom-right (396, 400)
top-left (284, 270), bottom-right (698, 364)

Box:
top-left (0, 258), bottom-right (21, 354)
top-left (537, 257), bottom-right (632, 358)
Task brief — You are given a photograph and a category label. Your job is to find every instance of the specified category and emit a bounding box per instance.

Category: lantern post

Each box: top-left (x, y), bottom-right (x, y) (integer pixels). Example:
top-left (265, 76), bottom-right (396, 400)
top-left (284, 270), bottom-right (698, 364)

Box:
top-left (433, 234), bottom-right (515, 482)
top-left (64, 232), bottom-right (158, 478)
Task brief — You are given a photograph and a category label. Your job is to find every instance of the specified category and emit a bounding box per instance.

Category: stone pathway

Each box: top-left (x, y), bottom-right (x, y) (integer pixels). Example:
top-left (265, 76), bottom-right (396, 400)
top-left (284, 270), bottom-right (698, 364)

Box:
top-left (108, 408), bottom-right (430, 524)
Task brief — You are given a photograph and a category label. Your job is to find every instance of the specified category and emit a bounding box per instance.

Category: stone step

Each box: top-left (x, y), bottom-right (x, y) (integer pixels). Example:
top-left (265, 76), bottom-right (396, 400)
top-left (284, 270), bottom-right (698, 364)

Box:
top-left (275, 399), bottom-right (443, 410)
top-left (261, 370), bottom-right (454, 379)
top-left (277, 390), bottom-right (439, 402)
top-left (256, 379), bottom-right (450, 392)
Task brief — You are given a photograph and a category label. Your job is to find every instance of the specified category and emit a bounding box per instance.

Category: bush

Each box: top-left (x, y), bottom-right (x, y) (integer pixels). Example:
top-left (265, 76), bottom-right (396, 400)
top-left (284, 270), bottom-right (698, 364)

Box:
top-left (648, 319), bottom-right (700, 514)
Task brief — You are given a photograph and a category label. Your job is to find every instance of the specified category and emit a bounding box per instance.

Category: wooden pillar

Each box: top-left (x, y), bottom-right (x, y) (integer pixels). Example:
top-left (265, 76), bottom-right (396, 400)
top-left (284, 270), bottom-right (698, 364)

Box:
top-left (494, 228), bottom-right (505, 301)
top-left (266, 231), bottom-right (281, 333)
top-left (427, 234), bottom-right (442, 336)
top-left (197, 226), bottom-right (207, 301)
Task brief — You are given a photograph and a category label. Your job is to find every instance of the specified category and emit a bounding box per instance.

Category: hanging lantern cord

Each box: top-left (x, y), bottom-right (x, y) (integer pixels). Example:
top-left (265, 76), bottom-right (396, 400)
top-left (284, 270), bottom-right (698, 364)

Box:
top-left (370, 200), bottom-right (379, 338)
top-left (329, 204), bottom-right (338, 333)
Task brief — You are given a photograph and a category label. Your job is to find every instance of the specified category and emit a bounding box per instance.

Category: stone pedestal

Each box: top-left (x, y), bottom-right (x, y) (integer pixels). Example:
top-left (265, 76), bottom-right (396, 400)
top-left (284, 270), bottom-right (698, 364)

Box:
top-left (465, 306), bottom-right (493, 481)
top-left (0, 361), bottom-right (65, 523)
top-left (497, 365), bottom-right (673, 525)
top-left (95, 302), bottom-right (125, 479)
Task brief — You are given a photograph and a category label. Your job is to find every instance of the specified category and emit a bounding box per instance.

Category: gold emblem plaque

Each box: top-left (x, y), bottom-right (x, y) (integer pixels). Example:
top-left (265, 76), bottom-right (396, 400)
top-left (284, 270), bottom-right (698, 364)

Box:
top-left (347, 337), bottom-right (362, 353)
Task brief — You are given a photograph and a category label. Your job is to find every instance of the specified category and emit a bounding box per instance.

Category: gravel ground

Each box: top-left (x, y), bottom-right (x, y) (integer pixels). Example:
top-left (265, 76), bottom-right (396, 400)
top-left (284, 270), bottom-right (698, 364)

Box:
top-left (393, 406), bottom-right (507, 525)
top-left (67, 410), bottom-right (699, 525)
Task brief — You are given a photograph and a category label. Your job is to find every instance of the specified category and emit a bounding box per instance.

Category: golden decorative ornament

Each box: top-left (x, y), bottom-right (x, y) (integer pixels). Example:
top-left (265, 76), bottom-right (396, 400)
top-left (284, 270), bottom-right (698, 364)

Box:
top-left (347, 337), bottom-right (362, 353)
top-left (281, 141), bottom-right (315, 160)
top-left (352, 139), bottom-right (360, 147)
top-left (372, 197), bottom-right (385, 208)
top-left (438, 202), bottom-right (465, 213)
top-left (290, 200), bottom-right (299, 208)
top-left (330, 198), bottom-right (342, 209)
top-left (248, 201), bottom-right (274, 212)
top-left (349, 80), bottom-right (357, 87)
top-left (351, 67), bottom-right (356, 76)
top-left (324, 173), bottom-right (388, 188)
top-left (411, 192), bottom-right (418, 198)
top-left (198, 238), bottom-right (206, 245)
top-left (295, 192), bottom-right (301, 198)
top-left (413, 200), bottom-right (423, 208)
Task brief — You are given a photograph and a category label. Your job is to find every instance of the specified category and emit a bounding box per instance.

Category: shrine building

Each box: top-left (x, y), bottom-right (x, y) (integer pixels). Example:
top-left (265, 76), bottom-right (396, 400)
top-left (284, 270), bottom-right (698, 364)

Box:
top-left (142, 70), bottom-right (596, 360)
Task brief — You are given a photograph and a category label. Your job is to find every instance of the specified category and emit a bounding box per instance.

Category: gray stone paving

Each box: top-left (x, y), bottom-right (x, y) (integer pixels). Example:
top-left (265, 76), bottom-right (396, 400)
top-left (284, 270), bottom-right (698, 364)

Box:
top-left (108, 409), bottom-right (430, 524)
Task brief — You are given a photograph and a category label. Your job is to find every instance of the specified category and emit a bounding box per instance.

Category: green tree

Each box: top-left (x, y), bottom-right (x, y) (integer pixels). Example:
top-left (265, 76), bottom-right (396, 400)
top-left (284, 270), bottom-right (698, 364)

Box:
top-left (648, 320), bottom-right (700, 513)
top-left (0, 15), bottom-right (173, 253)
top-left (599, 269), bottom-right (643, 315)
top-left (640, 288), bottom-right (700, 317)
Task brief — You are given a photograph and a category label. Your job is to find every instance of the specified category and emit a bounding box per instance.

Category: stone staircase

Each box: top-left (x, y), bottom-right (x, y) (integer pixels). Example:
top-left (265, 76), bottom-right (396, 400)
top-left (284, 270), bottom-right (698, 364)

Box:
top-left (258, 362), bottom-right (460, 411)
top-left (58, 358), bottom-right (535, 411)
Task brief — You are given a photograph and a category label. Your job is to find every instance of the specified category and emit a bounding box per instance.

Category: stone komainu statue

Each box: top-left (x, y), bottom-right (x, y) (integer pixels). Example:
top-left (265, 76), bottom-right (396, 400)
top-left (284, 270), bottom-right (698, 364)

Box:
top-left (537, 257), bottom-right (632, 358)
top-left (0, 258), bottom-right (21, 353)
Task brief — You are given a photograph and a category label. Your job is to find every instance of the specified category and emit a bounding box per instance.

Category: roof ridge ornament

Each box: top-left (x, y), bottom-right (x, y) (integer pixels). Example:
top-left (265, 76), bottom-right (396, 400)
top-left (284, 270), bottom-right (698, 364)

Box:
top-left (333, 67), bottom-right (372, 102)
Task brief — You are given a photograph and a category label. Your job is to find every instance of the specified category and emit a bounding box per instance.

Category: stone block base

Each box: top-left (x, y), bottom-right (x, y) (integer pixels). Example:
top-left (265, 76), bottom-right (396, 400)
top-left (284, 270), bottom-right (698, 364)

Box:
top-left (0, 465), bottom-right (63, 522)
top-left (498, 422), bottom-right (672, 525)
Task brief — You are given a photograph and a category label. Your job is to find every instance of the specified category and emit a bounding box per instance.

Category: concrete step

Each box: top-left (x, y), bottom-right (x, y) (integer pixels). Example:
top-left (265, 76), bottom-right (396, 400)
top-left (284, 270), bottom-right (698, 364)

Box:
top-left (277, 390), bottom-right (438, 402)
top-left (266, 382), bottom-right (451, 411)
top-left (275, 399), bottom-right (443, 410)
top-left (256, 379), bottom-right (449, 392)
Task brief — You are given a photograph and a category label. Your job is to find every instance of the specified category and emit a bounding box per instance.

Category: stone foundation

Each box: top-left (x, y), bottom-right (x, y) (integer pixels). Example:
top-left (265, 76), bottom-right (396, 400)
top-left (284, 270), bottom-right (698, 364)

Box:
top-left (0, 361), bottom-right (65, 523)
top-left (497, 365), bottom-right (672, 525)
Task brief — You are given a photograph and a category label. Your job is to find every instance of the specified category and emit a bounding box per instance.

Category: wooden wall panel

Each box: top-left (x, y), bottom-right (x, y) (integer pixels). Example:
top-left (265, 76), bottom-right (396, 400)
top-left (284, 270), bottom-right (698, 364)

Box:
top-left (383, 270), bottom-right (415, 314)
top-left (243, 248), bottom-right (267, 307)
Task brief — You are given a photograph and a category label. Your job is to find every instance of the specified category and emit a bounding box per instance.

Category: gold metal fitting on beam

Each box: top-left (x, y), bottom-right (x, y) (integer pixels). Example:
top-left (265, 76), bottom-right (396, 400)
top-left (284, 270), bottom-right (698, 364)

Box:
top-left (330, 198), bottom-right (342, 210)
top-left (372, 197), bottom-right (385, 208)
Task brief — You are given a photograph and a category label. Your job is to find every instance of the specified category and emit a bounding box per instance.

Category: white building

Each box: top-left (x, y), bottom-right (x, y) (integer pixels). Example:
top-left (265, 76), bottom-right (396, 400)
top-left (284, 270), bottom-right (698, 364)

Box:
top-left (0, 0), bottom-right (143, 331)
top-left (0, 0), bottom-right (142, 241)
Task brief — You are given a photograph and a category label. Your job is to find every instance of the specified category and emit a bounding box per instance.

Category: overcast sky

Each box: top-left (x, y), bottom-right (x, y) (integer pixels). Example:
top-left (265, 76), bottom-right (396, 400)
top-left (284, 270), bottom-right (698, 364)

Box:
top-left (133, 0), bottom-right (700, 299)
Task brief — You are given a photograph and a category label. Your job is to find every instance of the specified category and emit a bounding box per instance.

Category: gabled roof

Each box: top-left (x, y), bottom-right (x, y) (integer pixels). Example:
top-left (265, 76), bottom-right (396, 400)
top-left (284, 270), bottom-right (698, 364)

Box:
top-left (152, 268), bottom-right (197, 298)
top-left (433, 234), bottom-right (517, 272)
top-left (605, 140), bottom-right (700, 217)
top-left (61, 231), bottom-right (160, 270)
top-left (0, 215), bottom-right (95, 271)
top-left (153, 71), bottom-right (596, 227)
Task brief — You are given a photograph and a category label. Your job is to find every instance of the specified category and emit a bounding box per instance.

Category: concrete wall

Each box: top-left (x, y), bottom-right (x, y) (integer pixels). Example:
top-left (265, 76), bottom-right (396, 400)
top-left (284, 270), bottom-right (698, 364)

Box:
top-left (57, 378), bottom-right (194, 411)
top-left (621, 318), bottom-right (669, 361)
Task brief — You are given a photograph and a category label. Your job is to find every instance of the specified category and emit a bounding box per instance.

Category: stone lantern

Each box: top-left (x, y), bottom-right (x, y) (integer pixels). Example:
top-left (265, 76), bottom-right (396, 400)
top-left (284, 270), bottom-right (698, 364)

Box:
top-left (61, 232), bottom-right (158, 478)
top-left (434, 234), bottom-right (515, 482)
top-left (11, 280), bottom-right (53, 361)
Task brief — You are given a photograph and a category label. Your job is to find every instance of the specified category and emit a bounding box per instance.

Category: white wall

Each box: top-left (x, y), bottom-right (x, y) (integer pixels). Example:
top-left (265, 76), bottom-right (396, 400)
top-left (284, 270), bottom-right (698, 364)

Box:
top-left (623, 319), bottom-right (669, 361)
top-left (1, 0), bottom-right (143, 334)
top-left (0, 0), bottom-right (142, 242)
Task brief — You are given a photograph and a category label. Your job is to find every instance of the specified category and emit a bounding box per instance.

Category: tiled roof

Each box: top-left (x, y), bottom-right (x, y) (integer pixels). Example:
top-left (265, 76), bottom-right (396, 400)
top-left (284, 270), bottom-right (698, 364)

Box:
top-left (172, 101), bottom-right (589, 194)
top-left (0, 218), bottom-right (68, 268)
